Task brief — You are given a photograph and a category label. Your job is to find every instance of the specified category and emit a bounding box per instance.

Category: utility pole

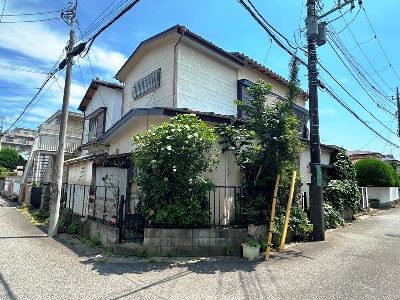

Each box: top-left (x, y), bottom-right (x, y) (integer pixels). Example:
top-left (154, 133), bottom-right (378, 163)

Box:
top-left (306, 0), bottom-right (362, 241)
top-left (396, 87), bottom-right (400, 137)
top-left (48, 3), bottom-right (77, 237)
top-left (306, 0), bottom-right (325, 241)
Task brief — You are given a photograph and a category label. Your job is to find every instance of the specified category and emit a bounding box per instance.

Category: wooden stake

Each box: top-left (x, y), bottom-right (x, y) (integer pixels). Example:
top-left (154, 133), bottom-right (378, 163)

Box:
top-left (265, 174), bottom-right (280, 261)
top-left (279, 170), bottom-right (297, 252)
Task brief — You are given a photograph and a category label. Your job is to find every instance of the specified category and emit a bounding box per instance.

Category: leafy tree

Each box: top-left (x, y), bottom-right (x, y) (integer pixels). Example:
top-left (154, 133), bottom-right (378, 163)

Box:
top-left (217, 63), bottom-right (302, 190)
top-left (324, 148), bottom-right (361, 213)
top-left (0, 147), bottom-right (19, 171)
top-left (131, 114), bottom-right (219, 226)
top-left (355, 158), bottom-right (399, 187)
top-left (216, 57), bottom-right (303, 223)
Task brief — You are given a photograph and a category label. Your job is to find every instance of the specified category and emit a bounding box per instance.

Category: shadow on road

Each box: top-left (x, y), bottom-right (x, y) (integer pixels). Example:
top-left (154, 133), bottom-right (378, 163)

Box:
top-left (0, 273), bottom-right (17, 300)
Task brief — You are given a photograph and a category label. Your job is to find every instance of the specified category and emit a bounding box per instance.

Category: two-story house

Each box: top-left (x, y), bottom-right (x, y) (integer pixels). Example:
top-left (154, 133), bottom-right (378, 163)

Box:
top-left (62, 25), bottom-right (337, 247)
top-left (20, 110), bottom-right (83, 207)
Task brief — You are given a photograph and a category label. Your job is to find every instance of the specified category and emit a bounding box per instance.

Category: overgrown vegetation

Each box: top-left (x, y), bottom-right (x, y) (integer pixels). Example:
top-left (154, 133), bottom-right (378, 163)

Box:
top-left (324, 148), bottom-right (361, 213)
top-left (29, 209), bottom-right (50, 225)
top-left (355, 158), bottom-right (400, 187)
top-left (131, 114), bottom-right (219, 226)
top-left (323, 148), bottom-right (360, 227)
top-left (216, 58), bottom-right (304, 229)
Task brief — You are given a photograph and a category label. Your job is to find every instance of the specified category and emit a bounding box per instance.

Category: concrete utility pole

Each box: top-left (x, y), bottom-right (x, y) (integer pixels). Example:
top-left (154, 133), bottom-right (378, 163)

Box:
top-left (48, 4), bottom-right (76, 237)
top-left (306, 0), bottom-right (325, 241)
top-left (306, 0), bottom-right (362, 241)
top-left (396, 87), bottom-right (400, 137)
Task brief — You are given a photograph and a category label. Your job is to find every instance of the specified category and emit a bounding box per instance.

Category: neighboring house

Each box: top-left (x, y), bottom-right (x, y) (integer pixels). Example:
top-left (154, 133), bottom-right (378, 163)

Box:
top-left (22, 110), bottom-right (83, 185)
top-left (77, 78), bottom-right (123, 153)
top-left (64, 78), bottom-right (123, 224)
top-left (0, 127), bottom-right (36, 154)
top-left (64, 25), bottom-right (335, 248)
top-left (347, 150), bottom-right (385, 164)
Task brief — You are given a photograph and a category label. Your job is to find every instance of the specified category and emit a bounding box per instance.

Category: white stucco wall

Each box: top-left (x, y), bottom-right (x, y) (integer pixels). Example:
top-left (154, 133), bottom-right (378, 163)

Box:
top-left (176, 42), bottom-right (238, 115)
top-left (122, 40), bottom-right (175, 115)
top-left (366, 187), bottom-right (399, 206)
top-left (109, 116), bottom-right (171, 155)
top-left (82, 86), bottom-right (122, 144)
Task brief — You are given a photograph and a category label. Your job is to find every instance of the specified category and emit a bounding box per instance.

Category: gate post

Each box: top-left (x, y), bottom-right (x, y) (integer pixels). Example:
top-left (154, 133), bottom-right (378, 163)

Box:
top-left (118, 195), bottom-right (125, 243)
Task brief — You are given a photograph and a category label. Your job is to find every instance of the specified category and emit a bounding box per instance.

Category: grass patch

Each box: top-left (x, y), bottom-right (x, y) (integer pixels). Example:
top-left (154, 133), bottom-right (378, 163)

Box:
top-left (83, 236), bottom-right (102, 247)
top-left (29, 209), bottom-right (50, 225)
top-left (105, 246), bottom-right (114, 257)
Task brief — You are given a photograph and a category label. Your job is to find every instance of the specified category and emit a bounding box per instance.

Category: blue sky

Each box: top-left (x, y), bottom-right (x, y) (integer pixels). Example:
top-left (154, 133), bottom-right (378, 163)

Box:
top-left (0, 0), bottom-right (399, 158)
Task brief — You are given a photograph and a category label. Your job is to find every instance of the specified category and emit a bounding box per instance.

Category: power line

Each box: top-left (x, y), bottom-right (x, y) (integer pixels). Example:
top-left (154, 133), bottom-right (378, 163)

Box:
top-left (1, 10), bottom-right (60, 16)
top-left (238, 0), bottom-right (399, 148)
top-left (0, 64), bottom-right (48, 74)
top-left (0, 0), bottom-right (6, 23)
top-left (1, 69), bottom-right (59, 135)
top-left (0, 17), bottom-right (60, 23)
top-left (362, 6), bottom-right (400, 83)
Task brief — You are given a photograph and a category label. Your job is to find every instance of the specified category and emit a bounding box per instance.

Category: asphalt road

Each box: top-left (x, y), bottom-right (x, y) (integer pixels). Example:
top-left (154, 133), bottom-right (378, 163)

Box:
top-left (1, 199), bottom-right (400, 300)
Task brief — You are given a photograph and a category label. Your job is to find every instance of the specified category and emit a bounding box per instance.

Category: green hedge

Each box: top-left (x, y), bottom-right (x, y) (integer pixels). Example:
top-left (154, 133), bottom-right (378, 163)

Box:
top-left (354, 158), bottom-right (399, 187)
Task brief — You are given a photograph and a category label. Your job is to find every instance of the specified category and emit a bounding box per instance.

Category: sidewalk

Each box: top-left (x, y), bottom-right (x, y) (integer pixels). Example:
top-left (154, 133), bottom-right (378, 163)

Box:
top-left (0, 195), bottom-right (384, 265)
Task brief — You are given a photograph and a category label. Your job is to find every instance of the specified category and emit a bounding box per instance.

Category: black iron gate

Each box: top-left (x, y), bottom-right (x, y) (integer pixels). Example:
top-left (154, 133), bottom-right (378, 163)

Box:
top-left (118, 195), bottom-right (144, 243)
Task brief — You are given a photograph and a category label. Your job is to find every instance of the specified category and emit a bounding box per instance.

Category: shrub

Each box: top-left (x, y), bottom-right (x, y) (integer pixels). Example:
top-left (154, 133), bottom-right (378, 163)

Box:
top-left (67, 223), bottom-right (79, 234)
top-left (355, 158), bottom-right (399, 187)
top-left (31, 209), bottom-right (50, 224)
top-left (324, 148), bottom-right (361, 216)
top-left (324, 179), bottom-right (360, 213)
top-left (131, 114), bottom-right (219, 226)
top-left (324, 202), bottom-right (344, 229)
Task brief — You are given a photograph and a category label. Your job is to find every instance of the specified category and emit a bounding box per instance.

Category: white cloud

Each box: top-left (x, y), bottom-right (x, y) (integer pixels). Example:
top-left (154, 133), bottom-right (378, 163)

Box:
top-left (82, 45), bottom-right (127, 74)
top-left (320, 108), bottom-right (336, 116)
top-left (0, 21), bottom-right (67, 66)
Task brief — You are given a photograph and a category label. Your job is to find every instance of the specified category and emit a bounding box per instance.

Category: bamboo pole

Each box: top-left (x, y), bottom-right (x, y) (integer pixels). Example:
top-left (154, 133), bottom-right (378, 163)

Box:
top-left (279, 170), bottom-right (297, 252)
top-left (265, 174), bottom-right (281, 261)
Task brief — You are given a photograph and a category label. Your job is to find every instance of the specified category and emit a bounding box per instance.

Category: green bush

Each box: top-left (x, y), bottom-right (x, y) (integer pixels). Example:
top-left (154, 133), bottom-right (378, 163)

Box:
top-left (324, 148), bottom-right (361, 215)
top-left (355, 158), bottom-right (399, 187)
top-left (324, 179), bottom-right (360, 213)
top-left (31, 209), bottom-right (50, 224)
top-left (131, 114), bottom-right (219, 226)
top-left (324, 202), bottom-right (344, 229)
top-left (67, 223), bottom-right (79, 234)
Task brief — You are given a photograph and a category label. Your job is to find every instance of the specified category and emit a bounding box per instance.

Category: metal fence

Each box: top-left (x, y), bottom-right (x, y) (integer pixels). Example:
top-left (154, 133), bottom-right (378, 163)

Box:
top-left (63, 183), bottom-right (120, 227)
top-left (63, 184), bottom-right (307, 229)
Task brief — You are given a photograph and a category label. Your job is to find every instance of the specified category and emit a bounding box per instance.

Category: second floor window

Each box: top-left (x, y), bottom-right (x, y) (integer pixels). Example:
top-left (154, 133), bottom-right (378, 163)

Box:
top-left (19, 138), bottom-right (27, 144)
top-left (87, 107), bottom-right (106, 142)
top-left (6, 136), bottom-right (13, 143)
top-left (132, 68), bottom-right (161, 99)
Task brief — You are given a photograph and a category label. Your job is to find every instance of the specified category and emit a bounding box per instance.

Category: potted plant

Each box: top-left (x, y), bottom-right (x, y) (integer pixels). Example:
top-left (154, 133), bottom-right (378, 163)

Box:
top-left (242, 239), bottom-right (261, 260)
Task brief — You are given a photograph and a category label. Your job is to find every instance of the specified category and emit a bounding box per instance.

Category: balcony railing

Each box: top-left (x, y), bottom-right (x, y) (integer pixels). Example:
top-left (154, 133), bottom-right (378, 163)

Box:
top-left (33, 124), bottom-right (82, 153)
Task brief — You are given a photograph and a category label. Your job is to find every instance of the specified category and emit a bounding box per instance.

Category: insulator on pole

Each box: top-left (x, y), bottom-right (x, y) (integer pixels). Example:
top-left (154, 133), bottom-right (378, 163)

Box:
top-left (316, 22), bottom-right (327, 46)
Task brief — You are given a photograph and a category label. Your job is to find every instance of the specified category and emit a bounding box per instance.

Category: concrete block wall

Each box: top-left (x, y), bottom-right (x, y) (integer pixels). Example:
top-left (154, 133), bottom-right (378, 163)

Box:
top-left (71, 214), bottom-right (119, 247)
top-left (143, 224), bottom-right (269, 257)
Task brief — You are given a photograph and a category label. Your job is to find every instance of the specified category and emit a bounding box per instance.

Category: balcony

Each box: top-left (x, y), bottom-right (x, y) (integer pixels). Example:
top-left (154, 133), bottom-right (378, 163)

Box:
top-left (33, 124), bottom-right (82, 154)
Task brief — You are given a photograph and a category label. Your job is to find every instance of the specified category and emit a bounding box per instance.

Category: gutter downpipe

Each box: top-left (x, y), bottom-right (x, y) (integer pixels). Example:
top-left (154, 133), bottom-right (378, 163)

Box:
top-left (172, 26), bottom-right (187, 108)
